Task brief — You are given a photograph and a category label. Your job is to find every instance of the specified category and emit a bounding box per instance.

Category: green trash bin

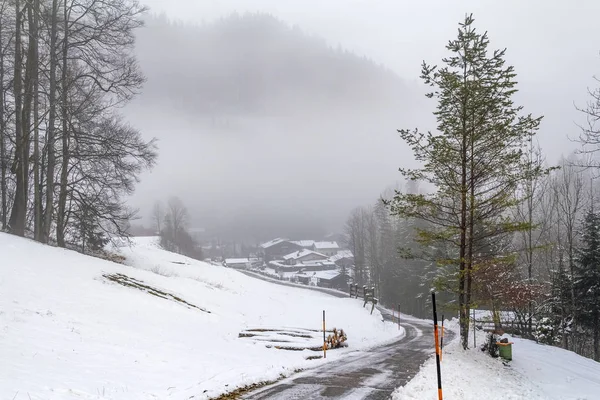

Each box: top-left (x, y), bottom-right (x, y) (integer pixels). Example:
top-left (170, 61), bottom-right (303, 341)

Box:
top-left (497, 342), bottom-right (513, 361)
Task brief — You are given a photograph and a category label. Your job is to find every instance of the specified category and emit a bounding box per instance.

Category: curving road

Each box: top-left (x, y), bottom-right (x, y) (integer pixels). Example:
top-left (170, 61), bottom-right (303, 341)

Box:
top-left (239, 270), bottom-right (452, 399)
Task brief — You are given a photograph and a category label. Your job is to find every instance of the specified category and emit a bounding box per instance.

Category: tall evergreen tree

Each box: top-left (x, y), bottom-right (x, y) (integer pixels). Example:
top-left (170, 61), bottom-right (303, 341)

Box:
top-left (573, 208), bottom-right (600, 361)
top-left (389, 14), bottom-right (547, 349)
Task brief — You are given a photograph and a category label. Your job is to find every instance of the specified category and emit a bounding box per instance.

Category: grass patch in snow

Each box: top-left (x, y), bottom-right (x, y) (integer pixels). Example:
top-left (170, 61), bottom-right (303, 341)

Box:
top-left (305, 355), bottom-right (323, 360)
top-left (149, 265), bottom-right (179, 277)
top-left (103, 273), bottom-right (210, 313)
top-left (239, 327), bottom-right (347, 352)
top-left (208, 379), bottom-right (280, 400)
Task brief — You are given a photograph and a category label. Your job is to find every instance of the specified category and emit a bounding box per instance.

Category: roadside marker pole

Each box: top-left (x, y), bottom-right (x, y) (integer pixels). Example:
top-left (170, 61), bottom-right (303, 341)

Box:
top-left (432, 292), bottom-right (443, 400)
top-left (441, 315), bottom-right (445, 362)
top-left (323, 310), bottom-right (326, 359)
top-left (473, 308), bottom-right (476, 348)
top-left (397, 303), bottom-right (401, 330)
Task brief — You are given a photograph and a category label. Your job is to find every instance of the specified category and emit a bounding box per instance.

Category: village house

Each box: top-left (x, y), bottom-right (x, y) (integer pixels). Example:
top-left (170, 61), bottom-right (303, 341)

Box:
top-left (224, 258), bottom-right (251, 269)
top-left (312, 241), bottom-right (340, 257)
top-left (259, 238), bottom-right (302, 261)
top-left (330, 250), bottom-right (354, 269)
top-left (290, 240), bottom-right (316, 249)
top-left (223, 258), bottom-right (261, 269)
top-left (294, 270), bottom-right (349, 290)
top-left (269, 259), bottom-right (337, 273)
top-left (282, 249), bottom-right (329, 265)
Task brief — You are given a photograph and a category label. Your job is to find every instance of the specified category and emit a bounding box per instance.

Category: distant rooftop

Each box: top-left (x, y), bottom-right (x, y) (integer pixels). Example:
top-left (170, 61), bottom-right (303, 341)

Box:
top-left (330, 250), bottom-right (354, 261)
top-left (282, 249), bottom-right (327, 261)
top-left (225, 258), bottom-right (251, 264)
top-left (290, 240), bottom-right (316, 247)
top-left (314, 241), bottom-right (340, 250)
top-left (259, 238), bottom-right (289, 249)
top-left (268, 260), bottom-right (336, 269)
top-left (297, 270), bottom-right (342, 281)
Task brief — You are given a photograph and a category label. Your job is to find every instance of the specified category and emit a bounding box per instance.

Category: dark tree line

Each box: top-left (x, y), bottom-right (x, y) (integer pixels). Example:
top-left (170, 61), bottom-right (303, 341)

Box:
top-left (0, 0), bottom-right (156, 251)
top-left (135, 12), bottom-right (406, 118)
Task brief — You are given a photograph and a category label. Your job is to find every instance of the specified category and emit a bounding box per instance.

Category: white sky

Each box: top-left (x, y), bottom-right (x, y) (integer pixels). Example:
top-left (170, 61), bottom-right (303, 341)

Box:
top-left (138, 0), bottom-right (600, 163)
top-left (128, 0), bottom-right (600, 232)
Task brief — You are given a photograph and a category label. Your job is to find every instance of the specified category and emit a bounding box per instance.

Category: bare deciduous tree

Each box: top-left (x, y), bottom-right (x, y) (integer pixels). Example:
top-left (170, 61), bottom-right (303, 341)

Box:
top-left (8, 0), bottom-right (25, 236)
top-left (152, 200), bottom-right (163, 234)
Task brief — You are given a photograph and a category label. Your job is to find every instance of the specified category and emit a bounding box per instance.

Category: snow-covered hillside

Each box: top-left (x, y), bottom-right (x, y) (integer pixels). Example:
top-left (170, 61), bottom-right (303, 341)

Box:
top-left (1, 234), bottom-right (400, 400)
top-left (392, 319), bottom-right (600, 400)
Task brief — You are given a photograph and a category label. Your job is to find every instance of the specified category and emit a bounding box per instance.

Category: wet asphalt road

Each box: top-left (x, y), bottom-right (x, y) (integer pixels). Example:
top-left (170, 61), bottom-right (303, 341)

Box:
top-left (239, 271), bottom-right (451, 399)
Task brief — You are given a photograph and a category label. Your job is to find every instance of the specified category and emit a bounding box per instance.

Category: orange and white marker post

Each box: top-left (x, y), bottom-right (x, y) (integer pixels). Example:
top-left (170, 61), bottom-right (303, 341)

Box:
top-left (322, 310), bottom-right (326, 359)
top-left (432, 292), bottom-right (443, 400)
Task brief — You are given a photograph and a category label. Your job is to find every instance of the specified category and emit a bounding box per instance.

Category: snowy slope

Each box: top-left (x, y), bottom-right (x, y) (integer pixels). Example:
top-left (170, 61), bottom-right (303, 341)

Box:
top-left (1, 234), bottom-right (400, 400)
top-left (392, 319), bottom-right (600, 400)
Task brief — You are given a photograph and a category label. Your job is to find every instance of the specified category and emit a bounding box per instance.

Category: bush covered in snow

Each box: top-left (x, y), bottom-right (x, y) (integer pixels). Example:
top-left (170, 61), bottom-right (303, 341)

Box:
top-left (534, 317), bottom-right (561, 345)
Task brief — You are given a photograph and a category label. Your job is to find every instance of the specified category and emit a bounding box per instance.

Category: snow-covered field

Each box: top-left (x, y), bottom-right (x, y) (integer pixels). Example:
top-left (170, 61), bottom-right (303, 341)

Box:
top-left (0, 234), bottom-right (401, 400)
top-left (392, 319), bottom-right (600, 400)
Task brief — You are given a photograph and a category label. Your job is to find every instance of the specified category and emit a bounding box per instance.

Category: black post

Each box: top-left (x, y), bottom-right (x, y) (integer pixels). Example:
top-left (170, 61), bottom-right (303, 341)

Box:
top-left (432, 292), bottom-right (443, 400)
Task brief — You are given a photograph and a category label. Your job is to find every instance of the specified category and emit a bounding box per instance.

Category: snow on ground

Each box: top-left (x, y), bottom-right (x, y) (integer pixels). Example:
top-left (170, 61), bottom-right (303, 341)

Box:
top-left (1, 234), bottom-right (401, 400)
top-left (392, 318), bottom-right (600, 400)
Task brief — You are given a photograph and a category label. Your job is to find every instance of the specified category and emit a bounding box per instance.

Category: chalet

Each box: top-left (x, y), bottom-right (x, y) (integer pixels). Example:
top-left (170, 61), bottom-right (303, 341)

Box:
top-left (312, 241), bottom-right (340, 257)
top-left (330, 250), bottom-right (354, 269)
top-left (297, 270), bottom-right (349, 290)
top-left (224, 258), bottom-right (261, 269)
top-left (293, 271), bottom-right (312, 285)
top-left (259, 238), bottom-right (302, 261)
top-left (224, 258), bottom-right (251, 269)
top-left (268, 259), bottom-right (337, 273)
top-left (282, 249), bottom-right (328, 265)
top-left (290, 240), bottom-right (316, 249)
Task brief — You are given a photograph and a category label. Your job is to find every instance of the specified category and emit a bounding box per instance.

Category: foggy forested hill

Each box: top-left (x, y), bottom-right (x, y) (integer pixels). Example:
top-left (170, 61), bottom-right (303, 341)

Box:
top-left (126, 12), bottom-right (427, 240)
top-left (134, 12), bottom-right (409, 117)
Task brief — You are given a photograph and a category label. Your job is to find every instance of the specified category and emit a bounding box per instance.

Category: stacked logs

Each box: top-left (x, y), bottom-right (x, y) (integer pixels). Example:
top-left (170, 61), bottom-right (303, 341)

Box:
top-left (326, 328), bottom-right (347, 349)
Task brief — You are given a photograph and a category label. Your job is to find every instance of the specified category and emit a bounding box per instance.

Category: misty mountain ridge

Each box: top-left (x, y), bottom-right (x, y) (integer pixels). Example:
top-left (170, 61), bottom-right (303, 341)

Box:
top-left (133, 12), bottom-right (410, 118)
top-left (126, 11), bottom-right (429, 241)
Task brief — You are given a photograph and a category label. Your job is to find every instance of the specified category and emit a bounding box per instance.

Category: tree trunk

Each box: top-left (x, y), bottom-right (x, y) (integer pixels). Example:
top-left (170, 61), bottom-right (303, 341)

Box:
top-left (41, 0), bottom-right (60, 243)
top-left (459, 75), bottom-right (469, 350)
top-left (0, 12), bottom-right (6, 230)
top-left (594, 311), bottom-right (599, 362)
top-left (30, 0), bottom-right (41, 241)
top-left (18, 0), bottom-right (37, 232)
top-left (8, 0), bottom-right (26, 236)
top-left (56, 0), bottom-right (69, 247)
top-left (465, 106), bottom-right (476, 349)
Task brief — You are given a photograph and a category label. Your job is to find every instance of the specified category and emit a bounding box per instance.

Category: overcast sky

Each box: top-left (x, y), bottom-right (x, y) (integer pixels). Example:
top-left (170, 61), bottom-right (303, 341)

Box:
top-left (128, 0), bottom-right (600, 237)
top-left (138, 0), bottom-right (599, 159)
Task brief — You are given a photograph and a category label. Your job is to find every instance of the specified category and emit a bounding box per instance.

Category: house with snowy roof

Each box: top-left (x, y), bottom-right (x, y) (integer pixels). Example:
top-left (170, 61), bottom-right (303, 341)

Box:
top-left (290, 240), bottom-right (316, 248)
top-left (294, 270), bottom-right (349, 289)
top-left (269, 258), bottom-right (337, 273)
top-left (259, 238), bottom-right (302, 261)
top-left (282, 249), bottom-right (328, 265)
top-left (330, 250), bottom-right (354, 269)
top-left (312, 241), bottom-right (340, 256)
top-left (224, 258), bottom-right (252, 269)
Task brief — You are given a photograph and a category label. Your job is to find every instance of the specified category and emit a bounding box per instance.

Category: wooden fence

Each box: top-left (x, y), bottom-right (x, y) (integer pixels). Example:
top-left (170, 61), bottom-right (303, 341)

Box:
top-left (349, 284), bottom-right (378, 314)
top-left (473, 317), bottom-right (538, 336)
